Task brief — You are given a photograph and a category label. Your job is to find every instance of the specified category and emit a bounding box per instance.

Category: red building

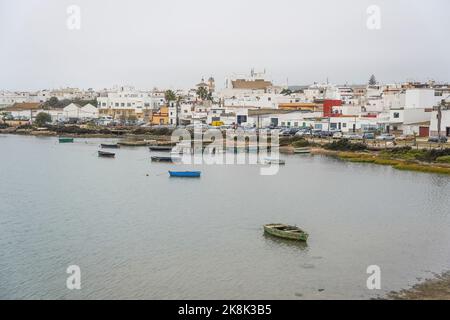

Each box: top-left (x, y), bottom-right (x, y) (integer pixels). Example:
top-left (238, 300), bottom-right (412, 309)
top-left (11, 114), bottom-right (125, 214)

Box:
top-left (323, 100), bottom-right (342, 117)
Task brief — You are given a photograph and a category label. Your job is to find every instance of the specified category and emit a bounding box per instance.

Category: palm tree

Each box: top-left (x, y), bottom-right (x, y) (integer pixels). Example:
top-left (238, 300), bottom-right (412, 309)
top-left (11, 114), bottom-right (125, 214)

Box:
top-left (164, 90), bottom-right (177, 103)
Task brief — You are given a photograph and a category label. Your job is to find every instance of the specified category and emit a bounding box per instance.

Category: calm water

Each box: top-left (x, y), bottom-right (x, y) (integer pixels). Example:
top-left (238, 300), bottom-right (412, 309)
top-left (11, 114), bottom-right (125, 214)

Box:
top-left (1, 134), bottom-right (450, 300)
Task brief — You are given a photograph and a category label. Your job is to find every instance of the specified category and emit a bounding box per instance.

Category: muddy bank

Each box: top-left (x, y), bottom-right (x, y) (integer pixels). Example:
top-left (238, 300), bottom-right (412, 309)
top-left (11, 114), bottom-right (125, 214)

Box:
top-left (0, 125), bottom-right (174, 141)
top-left (388, 272), bottom-right (450, 300)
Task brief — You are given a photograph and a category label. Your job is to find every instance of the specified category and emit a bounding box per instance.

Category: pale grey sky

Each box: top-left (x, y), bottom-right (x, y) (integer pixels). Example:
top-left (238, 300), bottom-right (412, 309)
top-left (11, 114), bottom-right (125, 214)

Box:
top-left (0, 0), bottom-right (449, 90)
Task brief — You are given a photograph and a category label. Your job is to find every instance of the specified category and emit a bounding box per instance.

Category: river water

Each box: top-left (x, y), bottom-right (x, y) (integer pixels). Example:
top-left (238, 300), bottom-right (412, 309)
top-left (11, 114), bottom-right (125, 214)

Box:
top-left (1, 134), bottom-right (449, 299)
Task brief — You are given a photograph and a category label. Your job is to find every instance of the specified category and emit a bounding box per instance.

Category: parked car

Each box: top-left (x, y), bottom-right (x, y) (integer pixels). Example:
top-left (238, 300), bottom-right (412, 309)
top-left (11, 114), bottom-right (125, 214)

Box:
top-left (295, 129), bottom-right (312, 137)
top-left (376, 134), bottom-right (396, 141)
top-left (428, 136), bottom-right (448, 143)
top-left (363, 132), bottom-right (375, 140)
top-left (343, 133), bottom-right (364, 140)
top-left (280, 128), bottom-right (300, 137)
top-left (332, 131), bottom-right (343, 139)
top-left (397, 135), bottom-right (415, 141)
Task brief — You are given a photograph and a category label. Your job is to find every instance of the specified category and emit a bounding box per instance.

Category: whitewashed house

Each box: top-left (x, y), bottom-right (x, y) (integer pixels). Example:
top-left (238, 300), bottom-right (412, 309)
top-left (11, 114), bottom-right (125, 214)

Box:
top-left (430, 109), bottom-right (450, 137)
top-left (63, 103), bottom-right (81, 119)
top-left (80, 103), bottom-right (99, 119)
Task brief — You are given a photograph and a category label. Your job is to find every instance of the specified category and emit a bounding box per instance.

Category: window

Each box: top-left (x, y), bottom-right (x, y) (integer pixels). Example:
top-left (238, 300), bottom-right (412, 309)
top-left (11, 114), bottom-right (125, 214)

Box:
top-left (121, 103), bottom-right (125, 107)
top-left (393, 113), bottom-right (400, 119)
top-left (294, 122), bottom-right (298, 127)
top-left (343, 123), bottom-right (347, 128)
top-left (115, 103), bottom-right (119, 107)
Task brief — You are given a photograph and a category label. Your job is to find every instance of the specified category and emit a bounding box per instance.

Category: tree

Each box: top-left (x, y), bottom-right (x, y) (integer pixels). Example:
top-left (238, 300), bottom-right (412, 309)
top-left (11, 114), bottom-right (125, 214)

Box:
top-left (34, 112), bottom-right (52, 126)
top-left (196, 87), bottom-right (209, 101)
top-left (165, 90), bottom-right (177, 103)
top-left (47, 97), bottom-right (59, 107)
top-left (369, 75), bottom-right (377, 86)
top-left (281, 88), bottom-right (292, 96)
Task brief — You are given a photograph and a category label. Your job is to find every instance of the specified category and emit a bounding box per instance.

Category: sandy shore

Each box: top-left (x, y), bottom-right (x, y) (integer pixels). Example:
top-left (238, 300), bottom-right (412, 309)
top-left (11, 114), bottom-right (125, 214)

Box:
top-left (387, 272), bottom-right (450, 300)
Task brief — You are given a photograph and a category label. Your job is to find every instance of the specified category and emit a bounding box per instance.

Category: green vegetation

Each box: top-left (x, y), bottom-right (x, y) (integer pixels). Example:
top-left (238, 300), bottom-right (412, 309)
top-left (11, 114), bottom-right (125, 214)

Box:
top-left (292, 139), bottom-right (311, 148)
top-left (34, 112), bottom-right (52, 126)
top-left (43, 97), bottom-right (97, 109)
top-left (336, 149), bottom-right (450, 175)
top-left (196, 87), bottom-right (212, 101)
top-left (324, 139), bottom-right (367, 152)
top-left (280, 136), bottom-right (311, 147)
top-left (436, 156), bottom-right (450, 164)
top-left (380, 147), bottom-right (450, 162)
top-left (164, 90), bottom-right (177, 103)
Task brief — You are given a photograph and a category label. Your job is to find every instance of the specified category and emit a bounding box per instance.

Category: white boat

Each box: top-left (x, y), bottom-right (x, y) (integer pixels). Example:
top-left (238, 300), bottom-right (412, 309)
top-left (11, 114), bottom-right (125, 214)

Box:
top-left (294, 147), bottom-right (311, 154)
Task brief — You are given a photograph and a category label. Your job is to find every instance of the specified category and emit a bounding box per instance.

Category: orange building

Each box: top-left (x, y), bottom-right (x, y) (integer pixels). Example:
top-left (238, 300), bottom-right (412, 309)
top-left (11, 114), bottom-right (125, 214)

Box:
top-left (151, 106), bottom-right (169, 125)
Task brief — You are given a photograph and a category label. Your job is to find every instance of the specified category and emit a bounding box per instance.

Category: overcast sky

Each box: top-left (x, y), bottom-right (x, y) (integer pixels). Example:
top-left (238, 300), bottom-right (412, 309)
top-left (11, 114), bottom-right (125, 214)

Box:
top-left (0, 0), bottom-right (449, 90)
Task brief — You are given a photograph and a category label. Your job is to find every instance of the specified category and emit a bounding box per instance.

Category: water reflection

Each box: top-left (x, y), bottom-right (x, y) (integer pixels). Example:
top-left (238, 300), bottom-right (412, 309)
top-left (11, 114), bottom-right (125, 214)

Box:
top-left (262, 233), bottom-right (309, 252)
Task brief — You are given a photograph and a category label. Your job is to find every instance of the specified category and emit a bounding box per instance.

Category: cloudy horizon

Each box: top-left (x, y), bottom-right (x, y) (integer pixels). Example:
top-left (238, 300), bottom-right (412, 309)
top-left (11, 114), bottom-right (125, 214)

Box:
top-left (1, 0), bottom-right (449, 91)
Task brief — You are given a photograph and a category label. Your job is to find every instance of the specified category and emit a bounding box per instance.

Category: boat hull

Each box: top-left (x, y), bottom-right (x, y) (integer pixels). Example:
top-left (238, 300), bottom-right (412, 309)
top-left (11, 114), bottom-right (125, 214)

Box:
top-left (169, 171), bottom-right (201, 178)
top-left (149, 146), bottom-right (173, 152)
top-left (264, 224), bottom-right (309, 241)
top-left (59, 138), bottom-right (74, 143)
top-left (98, 151), bottom-right (115, 158)
top-left (101, 144), bottom-right (120, 149)
top-left (294, 147), bottom-right (311, 154)
top-left (151, 156), bottom-right (179, 163)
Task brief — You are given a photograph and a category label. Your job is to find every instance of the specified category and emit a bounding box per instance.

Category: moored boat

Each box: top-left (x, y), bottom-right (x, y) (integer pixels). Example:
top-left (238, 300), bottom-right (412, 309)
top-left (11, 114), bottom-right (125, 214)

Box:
top-left (294, 147), bottom-right (311, 154)
top-left (59, 137), bottom-right (74, 143)
top-left (264, 224), bottom-right (309, 241)
top-left (149, 145), bottom-right (173, 152)
top-left (98, 150), bottom-right (115, 158)
top-left (168, 171), bottom-right (201, 178)
top-left (101, 143), bottom-right (120, 149)
top-left (151, 156), bottom-right (180, 163)
top-left (264, 158), bottom-right (286, 165)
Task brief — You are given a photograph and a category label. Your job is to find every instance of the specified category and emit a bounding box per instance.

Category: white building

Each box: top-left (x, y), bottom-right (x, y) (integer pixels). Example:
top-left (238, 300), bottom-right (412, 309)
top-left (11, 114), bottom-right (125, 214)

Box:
top-left (97, 86), bottom-right (160, 121)
top-left (80, 103), bottom-right (99, 119)
top-left (430, 109), bottom-right (450, 137)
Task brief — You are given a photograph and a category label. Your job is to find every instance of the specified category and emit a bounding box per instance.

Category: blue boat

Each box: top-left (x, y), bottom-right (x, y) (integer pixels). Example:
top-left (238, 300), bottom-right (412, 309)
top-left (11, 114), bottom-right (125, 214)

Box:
top-left (169, 171), bottom-right (201, 178)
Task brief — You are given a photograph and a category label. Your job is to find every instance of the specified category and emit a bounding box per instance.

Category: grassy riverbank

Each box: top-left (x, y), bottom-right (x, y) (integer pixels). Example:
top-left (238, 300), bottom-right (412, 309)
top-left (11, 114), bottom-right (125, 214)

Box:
top-left (301, 139), bottom-right (450, 175)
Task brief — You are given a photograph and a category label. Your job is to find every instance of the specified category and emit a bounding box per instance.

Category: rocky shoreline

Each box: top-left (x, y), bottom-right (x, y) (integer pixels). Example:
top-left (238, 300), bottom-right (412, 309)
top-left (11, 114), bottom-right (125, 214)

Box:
top-left (387, 272), bottom-right (450, 300)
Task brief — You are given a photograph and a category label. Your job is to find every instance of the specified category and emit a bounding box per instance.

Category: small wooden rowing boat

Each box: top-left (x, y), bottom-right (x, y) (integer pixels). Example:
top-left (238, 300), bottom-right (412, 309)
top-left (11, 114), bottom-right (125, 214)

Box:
top-left (168, 171), bottom-right (201, 178)
top-left (294, 147), bottom-right (311, 154)
top-left (149, 145), bottom-right (173, 152)
top-left (151, 156), bottom-right (180, 163)
top-left (98, 150), bottom-right (115, 158)
top-left (264, 158), bottom-right (286, 165)
top-left (59, 137), bottom-right (74, 143)
top-left (264, 224), bottom-right (309, 241)
top-left (101, 143), bottom-right (120, 149)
